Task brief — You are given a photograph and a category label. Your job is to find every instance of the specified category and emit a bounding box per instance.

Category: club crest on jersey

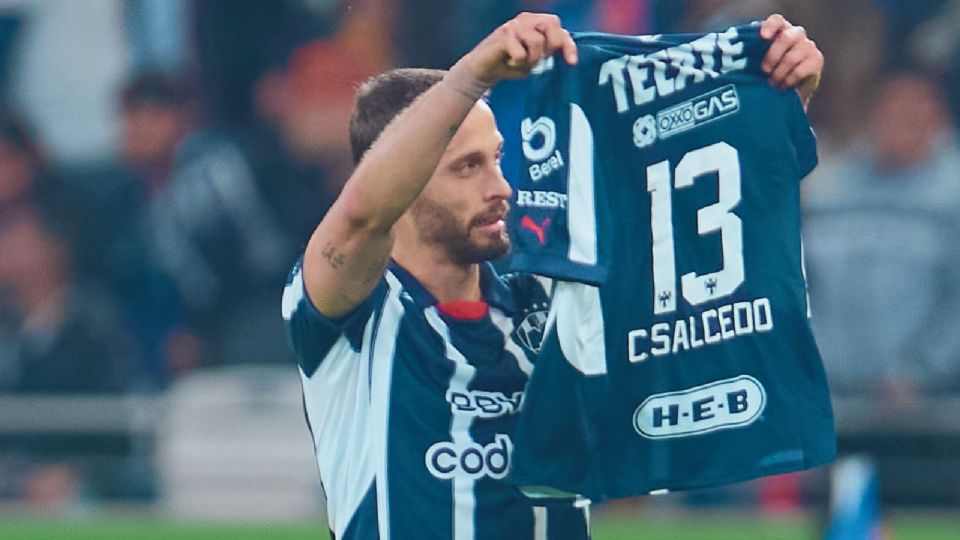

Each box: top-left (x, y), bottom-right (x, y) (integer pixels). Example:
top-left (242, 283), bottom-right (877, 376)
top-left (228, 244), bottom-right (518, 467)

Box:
top-left (634, 85), bottom-right (740, 149)
top-left (513, 301), bottom-right (549, 354)
top-left (633, 375), bottom-right (766, 439)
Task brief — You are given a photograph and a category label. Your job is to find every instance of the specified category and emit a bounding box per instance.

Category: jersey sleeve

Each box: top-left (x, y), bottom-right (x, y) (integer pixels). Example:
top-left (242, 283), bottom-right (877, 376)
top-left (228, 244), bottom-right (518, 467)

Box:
top-left (789, 94), bottom-right (819, 179)
top-left (734, 23), bottom-right (819, 179)
top-left (281, 257), bottom-right (387, 377)
top-left (509, 60), bottom-right (609, 285)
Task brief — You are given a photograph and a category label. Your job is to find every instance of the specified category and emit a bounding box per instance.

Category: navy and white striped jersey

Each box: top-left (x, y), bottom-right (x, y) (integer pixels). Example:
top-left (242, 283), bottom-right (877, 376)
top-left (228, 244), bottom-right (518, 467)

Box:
top-left (282, 259), bottom-right (589, 540)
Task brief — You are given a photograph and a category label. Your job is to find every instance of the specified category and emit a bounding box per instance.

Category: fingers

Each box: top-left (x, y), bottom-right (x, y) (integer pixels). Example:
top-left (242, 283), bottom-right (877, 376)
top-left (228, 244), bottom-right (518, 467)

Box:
top-left (783, 57), bottom-right (821, 89)
top-left (762, 25), bottom-right (805, 74)
top-left (768, 47), bottom-right (806, 88)
top-left (502, 33), bottom-right (529, 69)
top-left (561, 28), bottom-right (578, 65)
top-left (762, 21), bottom-right (824, 93)
top-left (760, 13), bottom-right (788, 40)
top-left (509, 12), bottom-right (578, 67)
top-left (541, 22), bottom-right (578, 65)
top-left (517, 26), bottom-right (547, 66)
top-left (456, 12), bottom-right (577, 86)
top-left (759, 14), bottom-right (824, 105)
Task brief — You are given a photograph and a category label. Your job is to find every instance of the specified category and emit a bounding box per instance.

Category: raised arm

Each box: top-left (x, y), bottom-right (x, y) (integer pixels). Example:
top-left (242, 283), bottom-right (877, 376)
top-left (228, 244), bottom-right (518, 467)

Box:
top-left (302, 12), bottom-right (578, 318)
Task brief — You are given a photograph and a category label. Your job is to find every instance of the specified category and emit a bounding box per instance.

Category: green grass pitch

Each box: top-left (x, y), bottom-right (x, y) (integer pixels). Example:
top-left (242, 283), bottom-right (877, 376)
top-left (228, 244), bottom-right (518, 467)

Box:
top-left (0, 513), bottom-right (957, 539)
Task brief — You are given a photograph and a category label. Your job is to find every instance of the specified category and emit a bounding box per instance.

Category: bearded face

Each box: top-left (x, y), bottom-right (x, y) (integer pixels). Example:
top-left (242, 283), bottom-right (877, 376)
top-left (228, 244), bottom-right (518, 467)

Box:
top-left (401, 101), bottom-right (512, 266)
top-left (410, 193), bottom-right (510, 265)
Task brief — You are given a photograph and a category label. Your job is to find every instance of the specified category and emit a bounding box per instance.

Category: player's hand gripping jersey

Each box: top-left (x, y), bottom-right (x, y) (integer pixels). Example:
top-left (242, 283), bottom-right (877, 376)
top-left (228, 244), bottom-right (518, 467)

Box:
top-left (508, 24), bottom-right (836, 501)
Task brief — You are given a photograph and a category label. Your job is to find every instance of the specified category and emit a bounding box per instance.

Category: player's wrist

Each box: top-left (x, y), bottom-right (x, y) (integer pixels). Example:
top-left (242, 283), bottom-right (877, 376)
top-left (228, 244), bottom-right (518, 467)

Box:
top-left (443, 61), bottom-right (493, 102)
top-left (797, 73), bottom-right (820, 110)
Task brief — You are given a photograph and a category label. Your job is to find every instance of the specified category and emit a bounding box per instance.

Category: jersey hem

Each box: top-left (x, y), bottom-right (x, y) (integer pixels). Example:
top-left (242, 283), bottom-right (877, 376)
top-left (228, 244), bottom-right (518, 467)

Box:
top-left (511, 449), bottom-right (837, 502)
top-left (509, 253), bottom-right (607, 285)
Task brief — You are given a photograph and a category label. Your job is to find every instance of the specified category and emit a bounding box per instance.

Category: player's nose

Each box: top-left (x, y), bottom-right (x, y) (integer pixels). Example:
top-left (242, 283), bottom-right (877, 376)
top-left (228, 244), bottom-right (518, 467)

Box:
top-left (488, 166), bottom-right (512, 201)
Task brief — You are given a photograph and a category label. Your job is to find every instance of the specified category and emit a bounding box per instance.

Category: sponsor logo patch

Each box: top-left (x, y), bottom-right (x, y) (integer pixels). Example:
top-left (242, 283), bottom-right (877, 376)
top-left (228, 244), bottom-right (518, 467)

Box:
top-left (521, 116), bottom-right (565, 181)
top-left (446, 390), bottom-right (523, 418)
top-left (521, 116), bottom-right (557, 162)
top-left (634, 85), bottom-right (740, 149)
top-left (520, 216), bottom-right (552, 245)
top-left (425, 435), bottom-right (512, 480)
top-left (633, 375), bottom-right (766, 439)
top-left (516, 190), bottom-right (567, 209)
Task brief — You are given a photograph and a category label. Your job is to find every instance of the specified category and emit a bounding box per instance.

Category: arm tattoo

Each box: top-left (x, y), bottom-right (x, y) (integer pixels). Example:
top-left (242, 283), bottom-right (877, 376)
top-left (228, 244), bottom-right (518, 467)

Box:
top-left (321, 242), bottom-right (346, 269)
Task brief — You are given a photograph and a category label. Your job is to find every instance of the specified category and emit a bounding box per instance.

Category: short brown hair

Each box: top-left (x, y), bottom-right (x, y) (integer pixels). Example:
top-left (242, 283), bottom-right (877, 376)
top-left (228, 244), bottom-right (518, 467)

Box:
top-left (348, 68), bottom-right (446, 165)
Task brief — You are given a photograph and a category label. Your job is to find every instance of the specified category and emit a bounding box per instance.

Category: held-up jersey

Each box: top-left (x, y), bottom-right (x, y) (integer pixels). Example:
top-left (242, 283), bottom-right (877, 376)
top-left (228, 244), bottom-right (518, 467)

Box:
top-left (508, 24), bottom-right (836, 501)
top-left (282, 260), bottom-right (589, 539)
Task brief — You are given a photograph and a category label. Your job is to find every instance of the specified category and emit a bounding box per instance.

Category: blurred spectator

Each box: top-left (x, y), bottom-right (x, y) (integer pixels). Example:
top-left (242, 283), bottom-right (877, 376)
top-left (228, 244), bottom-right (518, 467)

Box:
top-left (245, 49), bottom-right (347, 250)
top-left (0, 206), bottom-right (129, 394)
top-left (0, 114), bottom-right (55, 213)
top-left (871, 0), bottom-right (947, 69)
top-left (119, 72), bottom-right (192, 192)
top-left (803, 71), bottom-right (960, 399)
top-left (192, 0), bottom-right (347, 132)
top-left (246, 1), bottom-right (391, 246)
top-left (272, 39), bottom-right (371, 190)
top-left (0, 204), bottom-right (137, 506)
top-left (42, 74), bottom-right (193, 389)
top-left (116, 71), bottom-right (294, 367)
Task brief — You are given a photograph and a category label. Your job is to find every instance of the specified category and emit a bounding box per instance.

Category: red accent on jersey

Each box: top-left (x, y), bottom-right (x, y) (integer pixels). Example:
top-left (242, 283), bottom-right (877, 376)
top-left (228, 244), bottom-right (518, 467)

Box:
top-left (520, 216), bottom-right (551, 244)
top-left (437, 300), bottom-right (489, 321)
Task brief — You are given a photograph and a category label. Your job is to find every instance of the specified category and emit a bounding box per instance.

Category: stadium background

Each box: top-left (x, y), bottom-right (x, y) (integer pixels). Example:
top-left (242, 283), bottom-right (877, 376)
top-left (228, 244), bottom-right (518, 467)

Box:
top-left (0, 0), bottom-right (959, 538)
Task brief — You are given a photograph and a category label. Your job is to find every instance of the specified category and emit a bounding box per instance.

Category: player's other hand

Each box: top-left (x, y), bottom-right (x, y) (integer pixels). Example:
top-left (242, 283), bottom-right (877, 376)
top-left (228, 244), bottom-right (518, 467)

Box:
top-left (760, 14), bottom-right (823, 107)
top-left (452, 12), bottom-right (578, 89)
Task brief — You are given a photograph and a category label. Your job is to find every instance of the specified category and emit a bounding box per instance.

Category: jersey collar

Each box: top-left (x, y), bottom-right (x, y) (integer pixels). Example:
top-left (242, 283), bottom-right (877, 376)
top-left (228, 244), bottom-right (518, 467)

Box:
top-left (387, 260), bottom-right (516, 315)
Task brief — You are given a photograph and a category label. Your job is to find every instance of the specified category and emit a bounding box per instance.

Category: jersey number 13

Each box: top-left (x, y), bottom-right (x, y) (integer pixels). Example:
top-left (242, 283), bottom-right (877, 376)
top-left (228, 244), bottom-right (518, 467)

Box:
top-left (646, 142), bottom-right (744, 315)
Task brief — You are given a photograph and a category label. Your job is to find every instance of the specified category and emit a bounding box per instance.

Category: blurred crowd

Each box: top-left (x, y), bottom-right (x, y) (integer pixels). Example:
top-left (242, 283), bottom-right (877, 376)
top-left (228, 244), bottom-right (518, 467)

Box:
top-left (0, 0), bottom-right (959, 509)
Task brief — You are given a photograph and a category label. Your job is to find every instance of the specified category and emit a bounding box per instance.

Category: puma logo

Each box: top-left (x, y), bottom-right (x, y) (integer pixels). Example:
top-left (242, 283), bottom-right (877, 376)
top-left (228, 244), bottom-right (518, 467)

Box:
top-left (520, 216), bottom-right (551, 245)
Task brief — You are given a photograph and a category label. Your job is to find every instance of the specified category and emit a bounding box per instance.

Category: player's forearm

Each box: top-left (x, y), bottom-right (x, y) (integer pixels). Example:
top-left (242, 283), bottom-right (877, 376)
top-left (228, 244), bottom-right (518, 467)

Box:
top-left (338, 69), bottom-right (489, 234)
top-left (300, 67), bottom-right (489, 318)
top-left (300, 12), bottom-right (577, 318)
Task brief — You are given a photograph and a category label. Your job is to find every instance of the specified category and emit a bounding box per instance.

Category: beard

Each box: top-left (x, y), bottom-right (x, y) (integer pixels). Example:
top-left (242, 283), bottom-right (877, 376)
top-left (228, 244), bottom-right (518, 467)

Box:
top-left (409, 195), bottom-right (511, 265)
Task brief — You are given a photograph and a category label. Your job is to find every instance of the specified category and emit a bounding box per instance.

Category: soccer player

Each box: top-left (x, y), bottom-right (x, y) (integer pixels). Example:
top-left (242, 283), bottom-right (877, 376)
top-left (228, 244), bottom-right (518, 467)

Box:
top-left (282, 12), bottom-right (823, 540)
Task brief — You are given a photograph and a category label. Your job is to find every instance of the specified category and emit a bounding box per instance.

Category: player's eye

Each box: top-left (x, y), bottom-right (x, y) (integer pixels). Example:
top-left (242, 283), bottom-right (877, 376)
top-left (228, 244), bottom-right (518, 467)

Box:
top-left (457, 158), bottom-right (482, 177)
